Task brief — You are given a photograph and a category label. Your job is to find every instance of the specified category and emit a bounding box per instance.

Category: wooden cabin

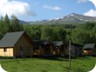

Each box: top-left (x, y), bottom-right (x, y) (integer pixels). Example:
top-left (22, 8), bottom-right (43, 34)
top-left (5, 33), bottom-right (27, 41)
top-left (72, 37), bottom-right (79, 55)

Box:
top-left (66, 43), bottom-right (82, 57)
top-left (40, 41), bottom-right (53, 56)
top-left (0, 31), bottom-right (33, 58)
top-left (53, 41), bottom-right (67, 56)
top-left (33, 40), bottom-right (41, 56)
top-left (71, 44), bottom-right (82, 57)
top-left (83, 44), bottom-right (96, 56)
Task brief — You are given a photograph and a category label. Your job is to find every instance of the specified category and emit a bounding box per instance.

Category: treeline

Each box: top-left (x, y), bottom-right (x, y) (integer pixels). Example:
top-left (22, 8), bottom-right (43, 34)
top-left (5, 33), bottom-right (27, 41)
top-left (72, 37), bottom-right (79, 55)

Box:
top-left (0, 15), bottom-right (23, 39)
top-left (24, 22), bottom-right (96, 45)
top-left (0, 15), bottom-right (96, 45)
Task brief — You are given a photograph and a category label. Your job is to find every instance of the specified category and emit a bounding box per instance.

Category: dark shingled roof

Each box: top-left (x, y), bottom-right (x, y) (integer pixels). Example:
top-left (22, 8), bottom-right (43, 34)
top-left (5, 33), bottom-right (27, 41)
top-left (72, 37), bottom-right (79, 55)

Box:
top-left (53, 41), bottom-right (64, 46)
top-left (0, 31), bottom-right (25, 47)
top-left (83, 44), bottom-right (95, 50)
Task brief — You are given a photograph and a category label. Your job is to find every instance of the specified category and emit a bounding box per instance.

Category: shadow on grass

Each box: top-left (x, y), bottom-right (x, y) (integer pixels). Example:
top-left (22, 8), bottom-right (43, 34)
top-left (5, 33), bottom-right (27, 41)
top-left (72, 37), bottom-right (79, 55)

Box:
top-left (32, 56), bottom-right (74, 62)
top-left (0, 55), bottom-right (85, 62)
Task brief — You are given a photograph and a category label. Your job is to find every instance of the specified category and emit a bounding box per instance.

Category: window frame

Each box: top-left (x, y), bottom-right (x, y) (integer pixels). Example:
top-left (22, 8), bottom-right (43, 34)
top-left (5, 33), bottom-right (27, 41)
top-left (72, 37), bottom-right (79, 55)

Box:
top-left (4, 48), bottom-right (7, 52)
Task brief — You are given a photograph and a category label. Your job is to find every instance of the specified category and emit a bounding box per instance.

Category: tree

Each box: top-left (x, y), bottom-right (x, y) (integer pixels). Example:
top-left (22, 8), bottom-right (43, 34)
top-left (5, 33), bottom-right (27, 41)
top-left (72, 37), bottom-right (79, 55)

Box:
top-left (3, 14), bottom-right (10, 32)
top-left (71, 27), bottom-right (91, 45)
top-left (23, 25), bottom-right (41, 40)
top-left (41, 25), bottom-right (55, 41)
top-left (84, 22), bottom-right (95, 30)
top-left (30, 26), bottom-right (41, 40)
top-left (53, 26), bottom-right (66, 41)
top-left (0, 16), bottom-right (4, 39)
top-left (92, 25), bottom-right (96, 43)
top-left (10, 15), bottom-right (23, 32)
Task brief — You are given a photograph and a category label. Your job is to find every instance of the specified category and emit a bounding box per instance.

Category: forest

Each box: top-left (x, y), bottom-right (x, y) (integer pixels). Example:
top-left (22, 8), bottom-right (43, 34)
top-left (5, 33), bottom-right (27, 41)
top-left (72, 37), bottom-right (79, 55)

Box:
top-left (0, 15), bottom-right (96, 45)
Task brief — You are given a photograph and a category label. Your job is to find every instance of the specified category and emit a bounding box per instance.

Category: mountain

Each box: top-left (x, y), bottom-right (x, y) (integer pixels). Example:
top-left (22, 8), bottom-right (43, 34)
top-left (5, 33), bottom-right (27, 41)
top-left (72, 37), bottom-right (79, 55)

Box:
top-left (19, 20), bottom-right (29, 24)
top-left (62, 13), bottom-right (96, 23)
top-left (21, 13), bottom-right (96, 25)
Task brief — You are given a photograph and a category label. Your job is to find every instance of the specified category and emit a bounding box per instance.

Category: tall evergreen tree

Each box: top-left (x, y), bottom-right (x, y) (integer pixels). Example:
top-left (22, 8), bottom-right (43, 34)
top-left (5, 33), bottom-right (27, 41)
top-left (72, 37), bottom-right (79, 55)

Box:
top-left (10, 15), bottom-right (23, 32)
top-left (0, 16), bottom-right (4, 39)
top-left (3, 14), bottom-right (10, 32)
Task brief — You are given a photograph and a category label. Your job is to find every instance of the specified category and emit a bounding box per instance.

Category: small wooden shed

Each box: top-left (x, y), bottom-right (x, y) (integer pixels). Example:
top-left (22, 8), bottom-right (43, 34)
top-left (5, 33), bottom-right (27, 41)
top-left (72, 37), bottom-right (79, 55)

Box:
top-left (83, 44), bottom-right (96, 56)
top-left (71, 44), bottom-right (83, 57)
top-left (66, 43), bottom-right (83, 57)
top-left (0, 31), bottom-right (33, 58)
top-left (40, 41), bottom-right (53, 56)
top-left (33, 40), bottom-right (41, 56)
top-left (53, 41), bottom-right (67, 56)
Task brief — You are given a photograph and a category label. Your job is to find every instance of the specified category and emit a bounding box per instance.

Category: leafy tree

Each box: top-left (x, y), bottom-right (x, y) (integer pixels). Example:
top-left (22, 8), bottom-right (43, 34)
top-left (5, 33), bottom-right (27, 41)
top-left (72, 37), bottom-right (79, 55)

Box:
top-left (84, 22), bottom-right (95, 30)
top-left (71, 27), bottom-right (91, 45)
top-left (41, 26), bottom-right (53, 41)
top-left (53, 26), bottom-right (66, 41)
top-left (23, 25), bottom-right (41, 40)
top-left (92, 25), bottom-right (96, 43)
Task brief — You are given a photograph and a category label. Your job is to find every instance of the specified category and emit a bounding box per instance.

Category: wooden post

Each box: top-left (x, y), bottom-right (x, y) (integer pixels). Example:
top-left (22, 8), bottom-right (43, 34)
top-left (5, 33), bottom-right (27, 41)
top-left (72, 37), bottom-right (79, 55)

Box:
top-left (69, 40), bottom-right (71, 71)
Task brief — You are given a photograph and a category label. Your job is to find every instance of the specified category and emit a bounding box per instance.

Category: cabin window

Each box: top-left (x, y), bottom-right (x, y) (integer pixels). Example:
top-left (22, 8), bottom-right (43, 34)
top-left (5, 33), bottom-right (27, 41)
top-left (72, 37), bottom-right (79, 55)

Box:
top-left (4, 48), bottom-right (7, 52)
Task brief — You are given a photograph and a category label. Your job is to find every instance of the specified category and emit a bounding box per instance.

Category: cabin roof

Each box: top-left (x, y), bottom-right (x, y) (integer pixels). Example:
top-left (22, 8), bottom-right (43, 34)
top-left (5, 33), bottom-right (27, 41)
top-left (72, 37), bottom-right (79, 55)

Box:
top-left (53, 41), bottom-right (64, 46)
top-left (40, 40), bottom-right (52, 46)
top-left (0, 31), bottom-right (25, 47)
top-left (83, 43), bottom-right (95, 50)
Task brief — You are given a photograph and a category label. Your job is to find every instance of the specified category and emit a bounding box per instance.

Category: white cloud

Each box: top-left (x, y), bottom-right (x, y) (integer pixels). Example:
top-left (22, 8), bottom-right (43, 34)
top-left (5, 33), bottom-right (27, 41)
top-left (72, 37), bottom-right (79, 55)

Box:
top-left (83, 0), bottom-right (96, 17)
top-left (84, 9), bottom-right (96, 17)
top-left (0, 0), bottom-right (36, 17)
top-left (89, 0), bottom-right (96, 7)
top-left (43, 4), bottom-right (62, 11)
top-left (77, 0), bottom-right (87, 3)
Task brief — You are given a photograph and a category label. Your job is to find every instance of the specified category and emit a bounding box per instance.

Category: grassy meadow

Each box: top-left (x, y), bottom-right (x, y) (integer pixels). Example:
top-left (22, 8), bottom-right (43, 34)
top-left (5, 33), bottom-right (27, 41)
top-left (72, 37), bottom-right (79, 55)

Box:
top-left (0, 57), bottom-right (96, 72)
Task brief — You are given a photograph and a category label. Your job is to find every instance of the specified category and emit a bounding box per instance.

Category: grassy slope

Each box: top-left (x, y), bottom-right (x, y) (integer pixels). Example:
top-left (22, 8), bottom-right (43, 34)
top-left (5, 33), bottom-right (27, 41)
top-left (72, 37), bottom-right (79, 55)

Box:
top-left (0, 57), bottom-right (96, 72)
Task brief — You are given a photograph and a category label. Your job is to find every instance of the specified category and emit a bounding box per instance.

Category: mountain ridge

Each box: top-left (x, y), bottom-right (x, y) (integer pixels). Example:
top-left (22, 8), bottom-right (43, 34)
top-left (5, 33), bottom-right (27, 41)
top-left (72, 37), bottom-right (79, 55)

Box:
top-left (20, 13), bottom-right (96, 24)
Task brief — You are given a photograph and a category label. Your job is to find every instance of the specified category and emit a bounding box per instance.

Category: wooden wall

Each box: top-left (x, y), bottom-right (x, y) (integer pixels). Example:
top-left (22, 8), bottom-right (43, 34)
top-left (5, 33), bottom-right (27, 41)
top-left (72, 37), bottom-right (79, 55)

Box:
top-left (0, 48), bottom-right (13, 57)
top-left (14, 33), bottom-right (33, 57)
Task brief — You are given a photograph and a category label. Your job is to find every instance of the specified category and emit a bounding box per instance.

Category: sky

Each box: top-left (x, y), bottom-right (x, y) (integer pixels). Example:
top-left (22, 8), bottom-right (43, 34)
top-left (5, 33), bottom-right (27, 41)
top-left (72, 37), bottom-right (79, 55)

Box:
top-left (0, 0), bottom-right (96, 21)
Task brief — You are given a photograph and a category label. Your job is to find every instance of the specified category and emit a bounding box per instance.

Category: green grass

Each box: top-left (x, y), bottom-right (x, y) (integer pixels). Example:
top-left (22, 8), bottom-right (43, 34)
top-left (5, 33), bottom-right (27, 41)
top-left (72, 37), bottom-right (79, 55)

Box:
top-left (0, 56), bottom-right (96, 72)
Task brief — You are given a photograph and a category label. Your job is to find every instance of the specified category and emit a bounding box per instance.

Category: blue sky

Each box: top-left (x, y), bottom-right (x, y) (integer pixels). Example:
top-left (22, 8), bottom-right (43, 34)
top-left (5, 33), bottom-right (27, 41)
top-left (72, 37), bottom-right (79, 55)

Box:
top-left (0, 0), bottom-right (95, 21)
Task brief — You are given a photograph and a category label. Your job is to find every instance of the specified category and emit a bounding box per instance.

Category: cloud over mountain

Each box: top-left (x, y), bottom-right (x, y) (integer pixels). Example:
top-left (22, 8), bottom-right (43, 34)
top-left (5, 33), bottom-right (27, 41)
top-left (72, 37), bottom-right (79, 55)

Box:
top-left (83, 0), bottom-right (96, 17)
top-left (84, 9), bottom-right (96, 17)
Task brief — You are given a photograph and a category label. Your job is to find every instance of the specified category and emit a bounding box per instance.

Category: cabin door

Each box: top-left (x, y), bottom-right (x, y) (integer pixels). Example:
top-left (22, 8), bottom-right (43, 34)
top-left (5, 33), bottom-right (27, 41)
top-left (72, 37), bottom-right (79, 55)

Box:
top-left (20, 47), bottom-right (24, 58)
